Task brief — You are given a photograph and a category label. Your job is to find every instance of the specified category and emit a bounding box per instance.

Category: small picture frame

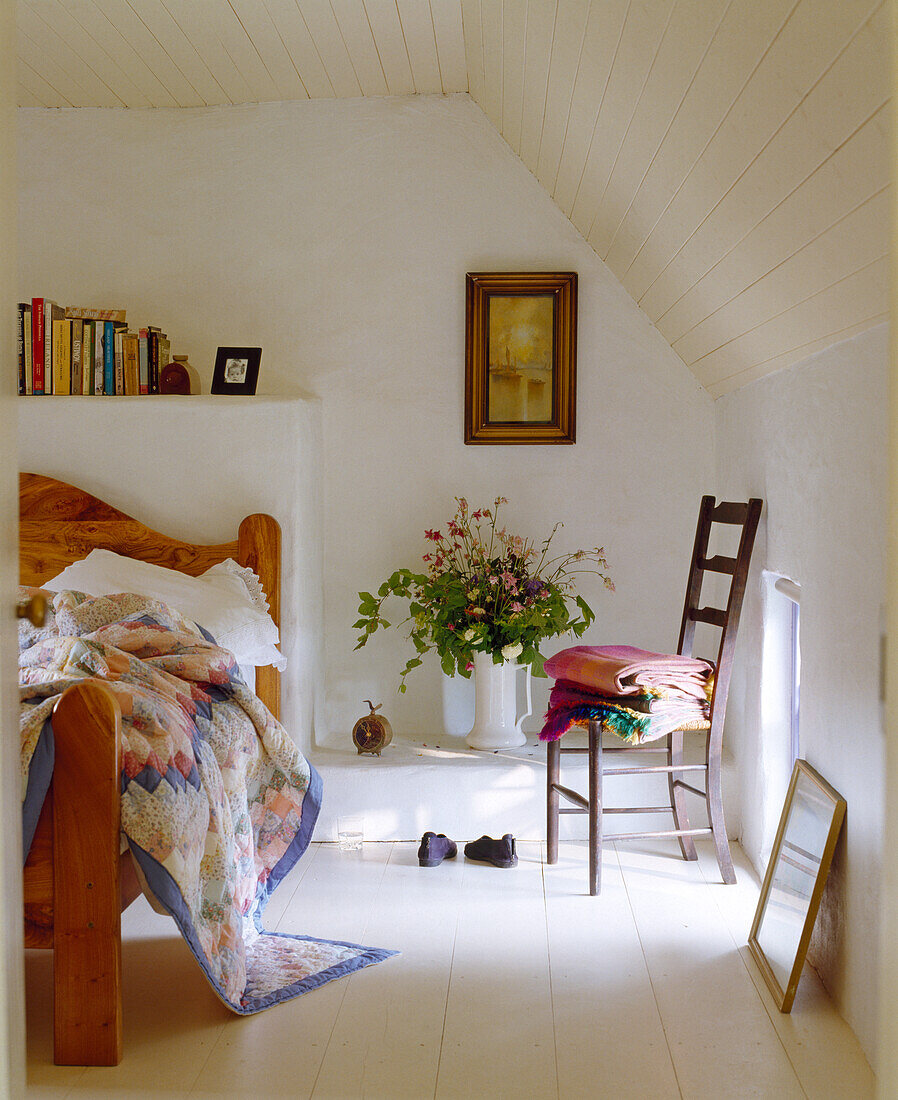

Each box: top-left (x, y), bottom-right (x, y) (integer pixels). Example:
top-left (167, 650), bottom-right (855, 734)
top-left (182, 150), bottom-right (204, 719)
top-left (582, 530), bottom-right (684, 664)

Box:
top-left (748, 759), bottom-right (846, 1012)
top-left (465, 271), bottom-right (577, 445)
top-left (211, 347), bottom-right (261, 395)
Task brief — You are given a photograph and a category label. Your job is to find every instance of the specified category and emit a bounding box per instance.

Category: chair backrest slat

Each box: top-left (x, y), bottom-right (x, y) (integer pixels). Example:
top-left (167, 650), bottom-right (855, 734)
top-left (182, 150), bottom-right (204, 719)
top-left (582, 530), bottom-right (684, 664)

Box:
top-left (700, 554), bottom-right (737, 575)
top-left (689, 606), bottom-right (727, 628)
top-left (677, 496), bottom-right (763, 727)
top-left (711, 501), bottom-right (750, 524)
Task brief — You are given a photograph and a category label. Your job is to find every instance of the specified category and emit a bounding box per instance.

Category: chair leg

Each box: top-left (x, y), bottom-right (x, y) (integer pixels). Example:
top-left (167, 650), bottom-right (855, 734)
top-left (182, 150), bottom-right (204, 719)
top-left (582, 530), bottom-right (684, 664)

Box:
top-left (547, 738), bottom-right (559, 864)
top-left (668, 730), bottom-right (698, 861)
top-left (588, 721), bottom-right (603, 896)
top-left (707, 737), bottom-right (736, 885)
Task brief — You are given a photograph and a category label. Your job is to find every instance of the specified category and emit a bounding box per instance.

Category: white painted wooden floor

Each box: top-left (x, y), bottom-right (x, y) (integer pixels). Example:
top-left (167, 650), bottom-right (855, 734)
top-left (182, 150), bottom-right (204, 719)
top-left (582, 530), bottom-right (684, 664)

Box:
top-left (25, 840), bottom-right (874, 1099)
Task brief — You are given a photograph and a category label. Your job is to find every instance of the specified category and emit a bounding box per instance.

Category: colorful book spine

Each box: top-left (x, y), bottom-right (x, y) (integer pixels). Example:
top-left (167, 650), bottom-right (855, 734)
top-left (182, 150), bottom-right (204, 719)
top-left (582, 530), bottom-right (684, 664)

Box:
top-left (147, 327), bottom-right (160, 394)
top-left (122, 332), bottom-right (138, 395)
top-left (17, 304), bottom-right (27, 395)
top-left (138, 329), bottom-right (149, 395)
top-left (23, 306), bottom-right (32, 395)
top-left (70, 318), bottom-right (83, 395)
top-left (103, 320), bottom-right (115, 395)
top-left (157, 335), bottom-right (170, 386)
top-left (44, 301), bottom-right (60, 395)
top-left (31, 298), bottom-right (44, 394)
top-left (52, 316), bottom-right (70, 395)
top-left (64, 306), bottom-right (127, 323)
top-left (95, 322), bottom-right (105, 394)
top-left (114, 326), bottom-right (125, 395)
top-left (81, 321), bottom-right (93, 395)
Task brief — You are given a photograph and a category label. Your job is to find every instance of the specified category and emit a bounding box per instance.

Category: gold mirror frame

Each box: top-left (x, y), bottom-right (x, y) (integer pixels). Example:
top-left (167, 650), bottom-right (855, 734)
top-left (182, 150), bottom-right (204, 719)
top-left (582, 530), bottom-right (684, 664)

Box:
top-left (748, 759), bottom-right (846, 1012)
top-left (464, 271), bottom-right (577, 445)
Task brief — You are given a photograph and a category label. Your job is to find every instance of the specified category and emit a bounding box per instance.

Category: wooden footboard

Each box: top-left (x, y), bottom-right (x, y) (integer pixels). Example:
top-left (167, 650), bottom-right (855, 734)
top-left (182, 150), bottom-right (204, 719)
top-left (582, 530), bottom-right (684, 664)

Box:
top-left (23, 681), bottom-right (125, 1066)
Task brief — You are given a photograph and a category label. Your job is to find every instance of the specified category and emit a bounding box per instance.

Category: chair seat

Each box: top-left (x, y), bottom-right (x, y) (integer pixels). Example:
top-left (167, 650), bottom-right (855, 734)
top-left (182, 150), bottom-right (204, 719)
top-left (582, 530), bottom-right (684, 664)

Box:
top-left (562, 715), bottom-right (712, 746)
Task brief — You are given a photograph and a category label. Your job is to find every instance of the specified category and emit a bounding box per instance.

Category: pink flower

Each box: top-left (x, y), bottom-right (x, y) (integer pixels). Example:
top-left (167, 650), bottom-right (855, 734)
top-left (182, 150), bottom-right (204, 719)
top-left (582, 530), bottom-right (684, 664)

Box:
top-left (422, 553), bottom-right (432, 562)
top-left (510, 601), bottom-right (524, 612)
top-left (501, 571), bottom-right (518, 591)
top-left (465, 661), bottom-right (474, 672)
top-left (425, 528), bottom-right (442, 542)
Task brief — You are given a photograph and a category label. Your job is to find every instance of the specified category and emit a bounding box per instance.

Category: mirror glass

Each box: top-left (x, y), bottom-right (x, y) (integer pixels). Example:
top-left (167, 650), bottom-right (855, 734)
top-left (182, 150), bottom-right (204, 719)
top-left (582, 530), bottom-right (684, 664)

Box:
top-left (755, 768), bottom-right (833, 990)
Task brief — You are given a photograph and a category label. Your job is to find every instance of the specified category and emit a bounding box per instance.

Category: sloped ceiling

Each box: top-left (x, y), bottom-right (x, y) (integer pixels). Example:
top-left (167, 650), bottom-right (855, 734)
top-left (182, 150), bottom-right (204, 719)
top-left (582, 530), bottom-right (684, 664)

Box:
top-left (16, 0), bottom-right (890, 397)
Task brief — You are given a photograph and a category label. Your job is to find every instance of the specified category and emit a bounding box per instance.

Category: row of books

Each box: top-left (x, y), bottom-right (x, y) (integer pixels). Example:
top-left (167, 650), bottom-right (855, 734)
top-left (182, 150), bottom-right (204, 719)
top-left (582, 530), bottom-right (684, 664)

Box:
top-left (17, 300), bottom-right (171, 395)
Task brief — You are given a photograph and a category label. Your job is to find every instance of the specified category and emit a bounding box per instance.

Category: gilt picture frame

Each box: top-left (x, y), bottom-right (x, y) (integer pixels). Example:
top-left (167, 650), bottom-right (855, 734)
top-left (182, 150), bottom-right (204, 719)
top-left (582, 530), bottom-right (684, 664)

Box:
top-left (748, 759), bottom-right (846, 1013)
top-left (465, 272), bottom-right (577, 444)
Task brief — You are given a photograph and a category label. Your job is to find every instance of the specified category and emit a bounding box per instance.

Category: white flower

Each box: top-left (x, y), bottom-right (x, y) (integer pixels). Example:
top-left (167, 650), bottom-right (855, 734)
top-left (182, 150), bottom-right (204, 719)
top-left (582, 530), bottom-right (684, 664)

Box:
top-left (462, 628), bottom-right (476, 641)
top-left (501, 642), bottom-right (523, 660)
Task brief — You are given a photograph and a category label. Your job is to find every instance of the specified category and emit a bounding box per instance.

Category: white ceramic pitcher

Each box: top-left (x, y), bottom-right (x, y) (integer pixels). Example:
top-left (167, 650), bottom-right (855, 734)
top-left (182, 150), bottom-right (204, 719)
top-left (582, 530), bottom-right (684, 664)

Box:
top-left (465, 651), bottom-right (532, 750)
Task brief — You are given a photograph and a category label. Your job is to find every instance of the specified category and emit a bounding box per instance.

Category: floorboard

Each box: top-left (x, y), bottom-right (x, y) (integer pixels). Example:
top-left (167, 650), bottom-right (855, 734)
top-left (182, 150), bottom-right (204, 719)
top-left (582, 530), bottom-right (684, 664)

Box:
top-left (617, 840), bottom-right (806, 1099)
top-left (543, 841), bottom-right (681, 1099)
top-left (435, 841), bottom-right (557, 1100)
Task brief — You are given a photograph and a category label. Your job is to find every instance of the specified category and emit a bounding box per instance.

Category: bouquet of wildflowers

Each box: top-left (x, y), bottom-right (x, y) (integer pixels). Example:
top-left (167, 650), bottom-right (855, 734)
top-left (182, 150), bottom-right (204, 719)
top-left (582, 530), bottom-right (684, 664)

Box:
top-left (355, 497), bottom-right (613, 692)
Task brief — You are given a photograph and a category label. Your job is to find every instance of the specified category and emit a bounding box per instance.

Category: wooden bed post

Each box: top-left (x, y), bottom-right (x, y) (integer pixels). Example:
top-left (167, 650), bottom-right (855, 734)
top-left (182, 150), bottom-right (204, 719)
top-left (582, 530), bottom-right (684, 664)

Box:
top-left (239, 513), bottom-right (282, 722)
top-left (51, 682), bottom-right (123, 1067)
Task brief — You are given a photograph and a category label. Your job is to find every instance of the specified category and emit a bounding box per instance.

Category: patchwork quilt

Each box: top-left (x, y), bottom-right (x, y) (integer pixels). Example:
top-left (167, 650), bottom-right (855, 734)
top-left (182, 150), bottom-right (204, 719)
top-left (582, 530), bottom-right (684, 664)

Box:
top-left (19, 590), bottom-right (396, 1013)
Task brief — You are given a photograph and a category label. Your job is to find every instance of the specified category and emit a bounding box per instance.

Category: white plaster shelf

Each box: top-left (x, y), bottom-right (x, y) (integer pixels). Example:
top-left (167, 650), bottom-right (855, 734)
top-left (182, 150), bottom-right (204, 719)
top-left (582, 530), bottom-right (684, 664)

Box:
top-left (308, 734), bottom-right (551, 842)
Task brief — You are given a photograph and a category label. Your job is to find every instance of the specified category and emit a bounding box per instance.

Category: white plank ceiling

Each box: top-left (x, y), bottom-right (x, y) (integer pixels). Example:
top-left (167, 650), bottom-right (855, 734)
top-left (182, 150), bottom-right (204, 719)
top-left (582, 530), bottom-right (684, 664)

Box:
top-left (16, 0), bottom-right (890, 397)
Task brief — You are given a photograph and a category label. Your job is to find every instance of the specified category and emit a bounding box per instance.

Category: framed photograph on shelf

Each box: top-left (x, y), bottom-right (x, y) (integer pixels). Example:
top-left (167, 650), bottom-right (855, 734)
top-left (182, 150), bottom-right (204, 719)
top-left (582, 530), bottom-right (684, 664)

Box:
top-left (211, 347), bottom-right (261, 395)
top-left (464, 271), bottom-right (577, 445)
top-left (748, 759), bottom-right (846, 1013)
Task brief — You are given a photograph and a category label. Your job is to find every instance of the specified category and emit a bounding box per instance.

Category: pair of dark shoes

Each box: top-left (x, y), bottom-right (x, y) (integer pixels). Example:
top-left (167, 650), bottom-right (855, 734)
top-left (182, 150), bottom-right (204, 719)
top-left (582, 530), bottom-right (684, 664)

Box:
top-left (417, 831), bottom-right (517, 869)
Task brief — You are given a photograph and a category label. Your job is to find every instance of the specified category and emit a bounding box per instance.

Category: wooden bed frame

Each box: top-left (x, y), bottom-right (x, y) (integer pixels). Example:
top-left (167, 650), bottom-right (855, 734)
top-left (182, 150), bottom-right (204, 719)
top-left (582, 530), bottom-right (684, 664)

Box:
top-left (19, 472), bottom-right (282, 1067)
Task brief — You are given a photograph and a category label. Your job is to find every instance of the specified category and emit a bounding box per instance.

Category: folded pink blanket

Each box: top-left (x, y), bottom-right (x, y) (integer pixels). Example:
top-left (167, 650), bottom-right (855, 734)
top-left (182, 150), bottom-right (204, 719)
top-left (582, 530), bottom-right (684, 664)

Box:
top-left (543, 645), bottom-right (712, 701)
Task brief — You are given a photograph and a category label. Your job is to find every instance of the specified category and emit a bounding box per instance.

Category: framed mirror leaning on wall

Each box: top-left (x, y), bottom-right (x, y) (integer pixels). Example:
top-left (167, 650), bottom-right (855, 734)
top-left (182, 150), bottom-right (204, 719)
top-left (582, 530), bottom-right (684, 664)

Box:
top-left (748, 759), bottom-right (846, 1012)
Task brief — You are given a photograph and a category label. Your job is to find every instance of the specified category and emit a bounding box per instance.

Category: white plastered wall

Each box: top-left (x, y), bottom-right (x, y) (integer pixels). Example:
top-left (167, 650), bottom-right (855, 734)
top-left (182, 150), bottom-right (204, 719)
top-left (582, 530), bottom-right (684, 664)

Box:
top-left (17, 94), bottom-right (714, 752)
top-left (716, 323), bottom-right (888, 1061)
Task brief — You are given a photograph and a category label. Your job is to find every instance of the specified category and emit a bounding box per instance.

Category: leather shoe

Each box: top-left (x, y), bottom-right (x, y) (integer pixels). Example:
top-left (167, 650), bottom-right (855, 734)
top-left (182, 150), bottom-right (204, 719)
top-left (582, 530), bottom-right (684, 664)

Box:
top-left (418, 832), bottom-right (458, 867)
top-left (463, 834), bottom-right (518, 868)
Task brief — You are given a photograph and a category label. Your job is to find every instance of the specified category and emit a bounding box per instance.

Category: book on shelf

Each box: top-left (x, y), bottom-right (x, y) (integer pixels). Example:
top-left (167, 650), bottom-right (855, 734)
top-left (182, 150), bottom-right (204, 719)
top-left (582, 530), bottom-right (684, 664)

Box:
top-left (65, 306), bottom-right (127, 323)
top-left (147, 326), bottom-right (167, 394)
top-left (103, 320), bottom-right (115, 395)
top-left (94, 321), bottom-right (105, 395)
top-left (123, 332), bottom-right (139, 395)
top-left (70, 318), bottom-right (82, 395)
top-left (17, 303), bottom-right (29, 395)
top-left (138, 329), bottom-right (149, 395)
top-left (48, 304), bottom-right (65, 395)
top-left (113, 326), bottom-right (125, 396)
top-left (52, 314), bottom-right (70, 395)
top-left (31, 297), bottom-right (44, 394)
top-left (81, 320), bottom-right (93, 395)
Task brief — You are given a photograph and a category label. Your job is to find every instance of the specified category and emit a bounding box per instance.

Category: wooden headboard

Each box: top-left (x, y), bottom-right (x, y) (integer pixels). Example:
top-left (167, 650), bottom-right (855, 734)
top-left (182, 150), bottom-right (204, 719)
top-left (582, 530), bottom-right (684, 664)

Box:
top-left (19, 472), bottom-right (282, 720)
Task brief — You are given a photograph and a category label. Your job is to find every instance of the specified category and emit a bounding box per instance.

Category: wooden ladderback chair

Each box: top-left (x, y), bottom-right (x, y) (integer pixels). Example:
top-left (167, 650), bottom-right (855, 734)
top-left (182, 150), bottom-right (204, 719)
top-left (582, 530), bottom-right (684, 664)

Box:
top-left (546, 496), bottom-right (763, 894)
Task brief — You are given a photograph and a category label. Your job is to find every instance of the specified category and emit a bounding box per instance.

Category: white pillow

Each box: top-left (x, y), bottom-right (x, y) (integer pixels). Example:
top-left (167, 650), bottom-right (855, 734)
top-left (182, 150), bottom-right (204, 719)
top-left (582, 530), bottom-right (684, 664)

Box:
top-left (43, 548), bottom-right (286, 670)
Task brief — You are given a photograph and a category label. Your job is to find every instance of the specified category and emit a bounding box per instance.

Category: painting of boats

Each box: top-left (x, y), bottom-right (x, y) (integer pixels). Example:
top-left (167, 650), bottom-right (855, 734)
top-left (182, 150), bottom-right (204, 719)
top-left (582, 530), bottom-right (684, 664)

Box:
top-left (487, 295), bottom-right (554, 422)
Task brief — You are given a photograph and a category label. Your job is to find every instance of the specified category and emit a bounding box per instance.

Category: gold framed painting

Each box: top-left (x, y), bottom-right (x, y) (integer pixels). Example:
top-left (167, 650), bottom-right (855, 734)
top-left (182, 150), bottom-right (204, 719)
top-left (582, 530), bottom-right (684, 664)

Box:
top-left (465, 272), bottom-right (577, 445)
top-left (748, 759), bottom-right (846, 1013)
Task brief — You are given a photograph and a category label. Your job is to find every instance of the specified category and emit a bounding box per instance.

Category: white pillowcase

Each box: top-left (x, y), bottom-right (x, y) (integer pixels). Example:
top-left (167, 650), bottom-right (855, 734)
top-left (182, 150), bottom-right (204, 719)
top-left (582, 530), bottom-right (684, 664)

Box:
top-left (43, 548), bottom-right (286, 670)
